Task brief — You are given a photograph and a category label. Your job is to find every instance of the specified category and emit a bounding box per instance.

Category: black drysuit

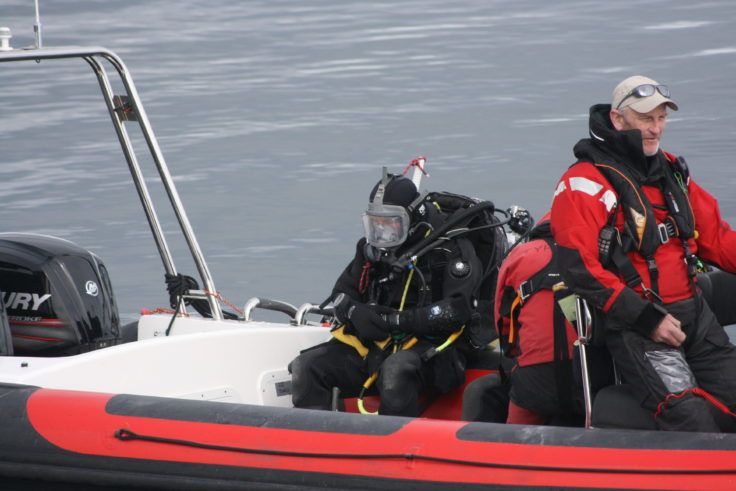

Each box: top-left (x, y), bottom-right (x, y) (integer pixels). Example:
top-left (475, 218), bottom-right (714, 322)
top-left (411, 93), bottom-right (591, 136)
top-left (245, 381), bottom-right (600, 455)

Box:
top-left (290, 234), bottom-right (483, 416)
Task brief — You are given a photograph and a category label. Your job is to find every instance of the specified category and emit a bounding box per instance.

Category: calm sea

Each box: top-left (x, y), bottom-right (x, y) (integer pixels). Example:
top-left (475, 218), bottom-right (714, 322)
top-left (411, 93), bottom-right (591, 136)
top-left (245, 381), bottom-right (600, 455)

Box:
top-left (2, 0), bottom-right (736, 322)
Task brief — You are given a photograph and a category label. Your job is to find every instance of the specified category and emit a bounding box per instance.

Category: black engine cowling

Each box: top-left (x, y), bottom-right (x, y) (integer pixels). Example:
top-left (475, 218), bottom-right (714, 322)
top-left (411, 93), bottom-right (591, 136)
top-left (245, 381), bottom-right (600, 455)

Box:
top-left (0, 233), bottom-right (121, 356)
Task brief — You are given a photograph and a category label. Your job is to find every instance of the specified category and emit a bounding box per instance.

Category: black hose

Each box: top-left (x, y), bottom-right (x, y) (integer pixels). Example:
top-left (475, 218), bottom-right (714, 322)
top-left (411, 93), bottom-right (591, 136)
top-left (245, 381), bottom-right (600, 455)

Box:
top-left (392, 201), bottom-right (499, 271)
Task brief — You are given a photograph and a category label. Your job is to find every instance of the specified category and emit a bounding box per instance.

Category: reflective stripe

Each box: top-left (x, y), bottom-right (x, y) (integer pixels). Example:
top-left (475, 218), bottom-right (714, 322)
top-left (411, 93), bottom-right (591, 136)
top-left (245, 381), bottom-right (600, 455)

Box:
top-left (553, 180), bottom-right (567, 197)
top-left (599, 189), bottom-right (617, 212)
top-left (569, 176), bottom-right (603, 196)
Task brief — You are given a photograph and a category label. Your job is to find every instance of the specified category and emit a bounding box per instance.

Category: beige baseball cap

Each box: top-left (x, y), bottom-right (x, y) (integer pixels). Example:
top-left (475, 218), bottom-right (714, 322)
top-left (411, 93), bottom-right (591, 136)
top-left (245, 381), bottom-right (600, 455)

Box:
top-left (611, 75), bottom-right (679, 113)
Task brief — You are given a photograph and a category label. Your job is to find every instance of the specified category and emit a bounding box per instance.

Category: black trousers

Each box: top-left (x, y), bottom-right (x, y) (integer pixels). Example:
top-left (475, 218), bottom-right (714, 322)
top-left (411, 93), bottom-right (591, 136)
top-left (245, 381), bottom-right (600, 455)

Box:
top-left (290, 338), bottom-right (466, 416)
top-left (606, 294), bottom-right (736, 432)
top-left (508, 361), bottom-right (585, 426)
top-left (461, 372), bottom-right (510, 423)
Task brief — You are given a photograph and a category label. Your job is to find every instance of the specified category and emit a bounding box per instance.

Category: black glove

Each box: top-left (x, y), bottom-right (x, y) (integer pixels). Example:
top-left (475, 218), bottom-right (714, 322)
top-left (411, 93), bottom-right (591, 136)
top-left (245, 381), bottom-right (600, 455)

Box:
top-left (387, 296), bottom-right (472, 335)
top-left (333, 293), bottom-right (392, 341)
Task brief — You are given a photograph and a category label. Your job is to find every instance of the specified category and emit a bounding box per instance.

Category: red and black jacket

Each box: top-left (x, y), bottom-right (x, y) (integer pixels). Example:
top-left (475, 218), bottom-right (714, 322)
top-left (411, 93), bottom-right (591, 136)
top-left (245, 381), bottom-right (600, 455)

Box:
top-left (496, 220), bottom-right (577, 368)
top-left (551, 104), bottom-right (736, 337)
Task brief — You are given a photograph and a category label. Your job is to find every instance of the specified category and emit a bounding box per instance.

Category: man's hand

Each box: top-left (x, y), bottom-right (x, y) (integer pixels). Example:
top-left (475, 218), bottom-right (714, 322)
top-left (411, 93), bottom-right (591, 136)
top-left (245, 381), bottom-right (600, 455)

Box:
top-left (333, 294), bottom-right (392, 341)
top-left (650, 313), bottom-right (686, 347)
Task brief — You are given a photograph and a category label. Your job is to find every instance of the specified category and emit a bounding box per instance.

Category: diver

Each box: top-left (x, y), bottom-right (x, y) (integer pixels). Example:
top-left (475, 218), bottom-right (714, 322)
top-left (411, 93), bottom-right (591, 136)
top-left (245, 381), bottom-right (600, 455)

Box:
top-left (289, 168), bottom-right (503, 416)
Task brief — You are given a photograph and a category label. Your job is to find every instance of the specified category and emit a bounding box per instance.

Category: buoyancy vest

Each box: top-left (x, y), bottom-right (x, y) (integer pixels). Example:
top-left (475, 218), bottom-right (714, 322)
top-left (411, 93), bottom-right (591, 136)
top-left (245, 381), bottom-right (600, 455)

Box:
top-left (583, 154), bottom-right (698, 297)
top-left (590, 153), bottom-right (695, 256)
top-left (497, 221), bottom-right (574, 365)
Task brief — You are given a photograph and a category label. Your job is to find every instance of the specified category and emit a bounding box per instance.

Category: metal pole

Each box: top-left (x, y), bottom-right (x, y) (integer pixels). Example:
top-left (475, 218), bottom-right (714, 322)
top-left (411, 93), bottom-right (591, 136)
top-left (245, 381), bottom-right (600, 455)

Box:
top-left (100, 52), bottom-right (223, 320)
top-left (575, 295), bottom-right (593, 428)
top-left (83, 55), bottom-right (177, 276)
top-left (0, 47), bottom-right (223, 320)
top-left (410, 157), bottom-right (426, 189)
top-left (34, 0), bottom-right (43, 48)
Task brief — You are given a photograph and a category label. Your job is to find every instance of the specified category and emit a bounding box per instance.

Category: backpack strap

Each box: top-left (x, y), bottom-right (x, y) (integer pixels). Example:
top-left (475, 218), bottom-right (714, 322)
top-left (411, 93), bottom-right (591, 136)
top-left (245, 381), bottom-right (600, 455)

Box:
top-left (552, 287), bottom-right (573, 413)
top-left (499, 236), bottom-right (564, 348)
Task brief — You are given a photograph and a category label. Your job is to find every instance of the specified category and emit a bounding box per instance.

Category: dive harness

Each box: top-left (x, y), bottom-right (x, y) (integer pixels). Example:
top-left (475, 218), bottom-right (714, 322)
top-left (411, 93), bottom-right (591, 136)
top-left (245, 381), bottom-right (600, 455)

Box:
top-left (592, 155), bottom-right (701, 304)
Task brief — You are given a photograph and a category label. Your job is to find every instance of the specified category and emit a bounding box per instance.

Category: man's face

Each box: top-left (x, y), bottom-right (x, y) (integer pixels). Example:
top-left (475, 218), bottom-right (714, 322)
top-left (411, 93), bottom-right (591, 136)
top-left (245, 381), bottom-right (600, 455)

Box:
top-left (371, 216), bottom-right (403, 243)
top-left (362, 209), bottom-right (410, 248)
top-left (610, 104), bottom-right (668, 156)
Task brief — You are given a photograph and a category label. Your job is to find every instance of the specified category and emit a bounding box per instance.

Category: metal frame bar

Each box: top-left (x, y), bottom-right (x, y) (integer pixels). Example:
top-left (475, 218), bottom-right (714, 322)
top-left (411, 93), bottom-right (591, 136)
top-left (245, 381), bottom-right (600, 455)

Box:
top-left (575, 295), bottom-right (593, 428)
top-left (0, 46), bottom-right (223, 320)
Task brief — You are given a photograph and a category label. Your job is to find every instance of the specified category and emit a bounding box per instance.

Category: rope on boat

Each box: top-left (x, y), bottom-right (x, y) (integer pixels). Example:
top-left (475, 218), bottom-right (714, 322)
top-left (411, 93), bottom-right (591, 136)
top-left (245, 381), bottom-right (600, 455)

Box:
top-left (114, 428), bottom-right (736, 474)
top-left (203, 290), bottom-right (244, 316)
top-left (140, 308), bottom-right (188, 316)
top-left (141, 291), bottom-right (242, 318)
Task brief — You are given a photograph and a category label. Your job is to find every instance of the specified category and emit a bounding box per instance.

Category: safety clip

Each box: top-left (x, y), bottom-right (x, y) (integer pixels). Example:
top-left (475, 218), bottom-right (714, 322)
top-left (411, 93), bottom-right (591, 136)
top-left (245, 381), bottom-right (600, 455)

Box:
top-left (518, 281), bottom-right (533, 302)
top-left (641, 284), bottom-right (663, 304)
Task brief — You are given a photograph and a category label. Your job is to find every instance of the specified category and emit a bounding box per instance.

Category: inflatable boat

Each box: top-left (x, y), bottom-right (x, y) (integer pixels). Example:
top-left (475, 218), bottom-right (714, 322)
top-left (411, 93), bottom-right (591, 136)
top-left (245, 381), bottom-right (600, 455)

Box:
top-left (1, 15), bottom-right (736, 491)
top-left (2, 381), bottom-right (736, 490)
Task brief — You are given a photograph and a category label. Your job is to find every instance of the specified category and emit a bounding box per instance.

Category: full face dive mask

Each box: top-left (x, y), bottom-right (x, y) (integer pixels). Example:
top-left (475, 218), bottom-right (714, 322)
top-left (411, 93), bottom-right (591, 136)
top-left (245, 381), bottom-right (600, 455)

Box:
top-left (362, 168), bottom-right (421, 249)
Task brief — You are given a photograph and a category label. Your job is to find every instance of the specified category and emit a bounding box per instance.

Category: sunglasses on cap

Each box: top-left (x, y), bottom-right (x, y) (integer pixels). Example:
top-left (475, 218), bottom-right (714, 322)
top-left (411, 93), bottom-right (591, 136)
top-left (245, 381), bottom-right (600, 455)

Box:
top-left (616, 84), bottom-right (670, 109)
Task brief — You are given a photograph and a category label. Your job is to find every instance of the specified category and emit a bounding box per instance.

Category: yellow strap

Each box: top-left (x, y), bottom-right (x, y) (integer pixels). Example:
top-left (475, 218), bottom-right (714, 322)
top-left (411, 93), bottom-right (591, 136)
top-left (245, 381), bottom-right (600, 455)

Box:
top-left (330, 325), bottom-right (390, 358)
top-left (375, 337), bottom-right (392, 350)
top-left (508, 295), bottom-right (522, 344)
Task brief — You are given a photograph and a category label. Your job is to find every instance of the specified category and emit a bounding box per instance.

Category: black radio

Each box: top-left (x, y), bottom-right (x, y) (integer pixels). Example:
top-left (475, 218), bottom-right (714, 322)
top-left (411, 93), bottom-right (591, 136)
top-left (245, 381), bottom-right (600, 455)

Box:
top-left (598, 225), bottom-right (618, 265)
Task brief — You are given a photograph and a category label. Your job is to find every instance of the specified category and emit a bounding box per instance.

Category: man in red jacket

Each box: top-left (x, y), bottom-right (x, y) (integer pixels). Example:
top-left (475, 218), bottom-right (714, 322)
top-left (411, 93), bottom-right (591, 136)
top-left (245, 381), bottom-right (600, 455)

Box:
top-left (550, 75), bottom-right (736, 431)
top-left (495, 218), bottom-right (583, 426)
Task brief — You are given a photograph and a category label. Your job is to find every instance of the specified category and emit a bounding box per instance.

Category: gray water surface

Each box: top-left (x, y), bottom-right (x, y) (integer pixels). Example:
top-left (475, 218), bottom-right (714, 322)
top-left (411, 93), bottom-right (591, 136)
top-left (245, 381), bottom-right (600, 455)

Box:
top-left (2, 0), bottom-right (735, 321)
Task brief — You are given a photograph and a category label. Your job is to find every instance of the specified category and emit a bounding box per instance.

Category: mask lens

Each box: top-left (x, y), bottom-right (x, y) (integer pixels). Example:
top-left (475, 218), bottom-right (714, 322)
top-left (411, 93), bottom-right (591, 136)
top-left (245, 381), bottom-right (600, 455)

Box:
top-left (362, 208), bottom-right (409, 248)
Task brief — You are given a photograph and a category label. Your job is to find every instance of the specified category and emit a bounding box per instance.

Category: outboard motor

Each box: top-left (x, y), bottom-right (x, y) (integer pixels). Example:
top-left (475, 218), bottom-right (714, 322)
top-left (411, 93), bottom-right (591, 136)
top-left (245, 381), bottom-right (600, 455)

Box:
top-left (0, 288), bottom-right (12, 356)
top-left (0, 233), bottom-right (121, 356)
